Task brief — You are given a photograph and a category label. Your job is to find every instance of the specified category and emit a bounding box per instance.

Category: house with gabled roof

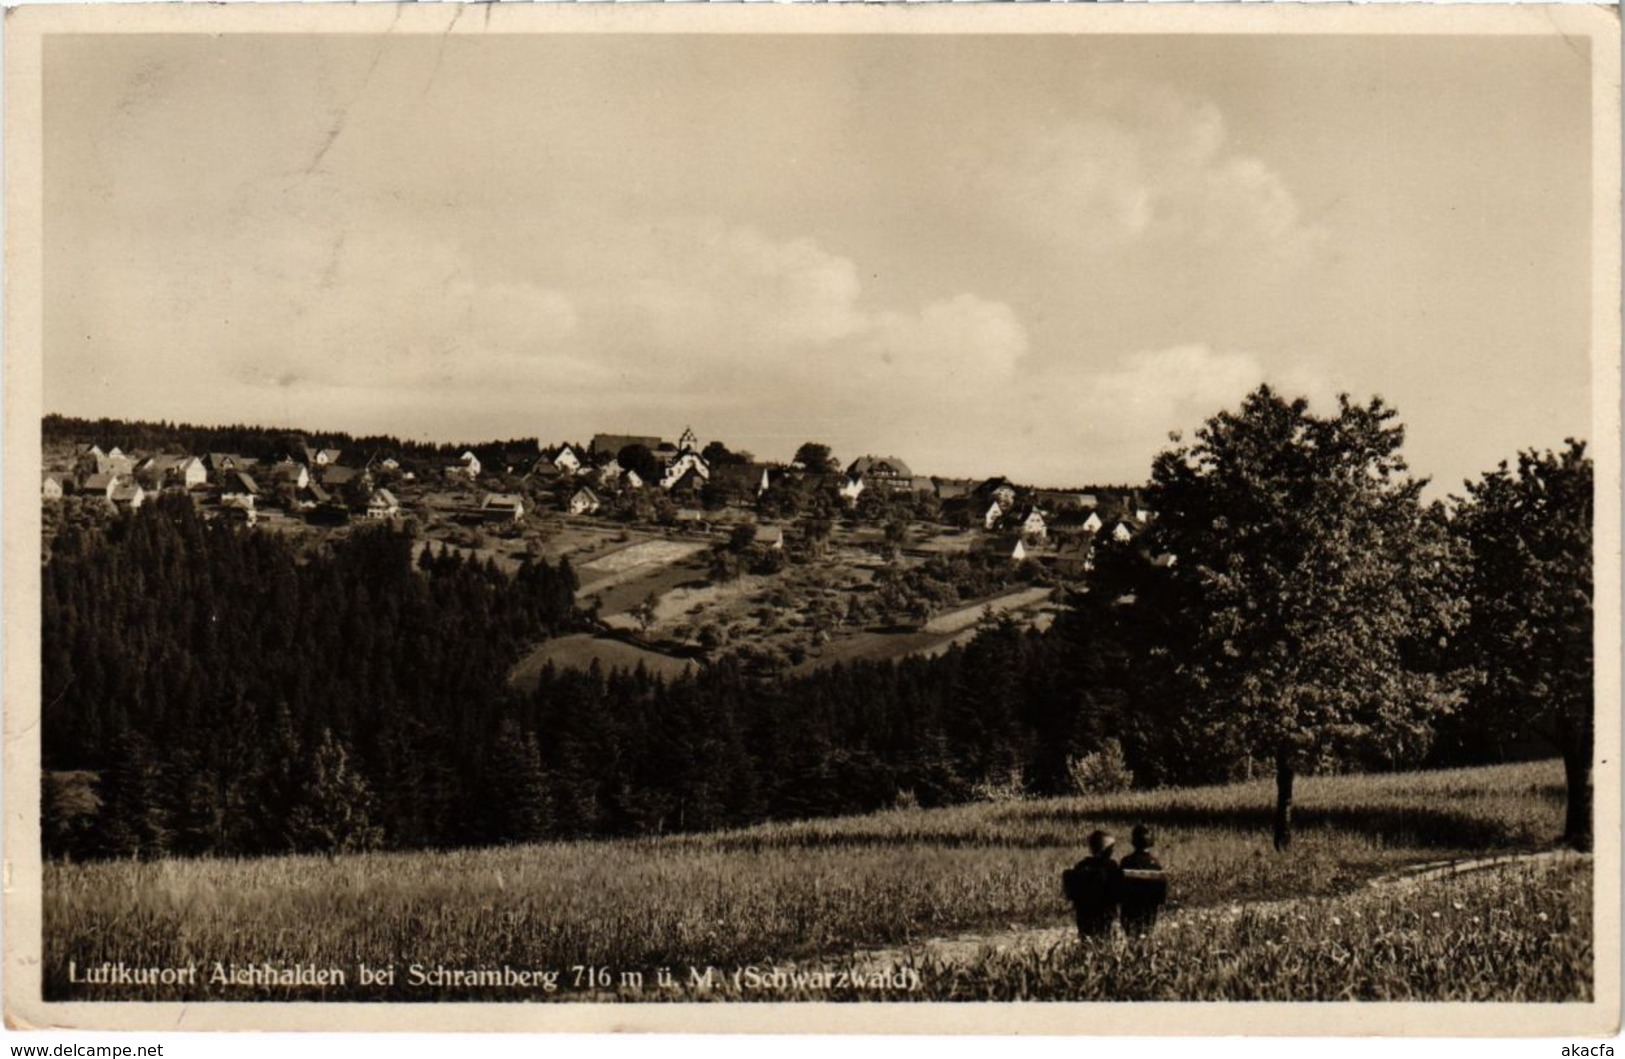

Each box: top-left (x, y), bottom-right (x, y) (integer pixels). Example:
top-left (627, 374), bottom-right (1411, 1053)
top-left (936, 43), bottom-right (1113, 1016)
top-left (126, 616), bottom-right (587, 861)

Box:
top-left (42, 472), bottom-right (67, 500)
top-left (110, 482), bottom-right (146, 511)
top-left (847, 455), bottom-right (915, 493)
top-left (134, 456), bottom-right (168, 487)
top-left (206, 453), bottom-right (260, 481)
top-left (665, 465), bottom-right (708, 498)
top-left (366, 488), bottom-right (401, 520)
top-left (220, 471), bottom-right (260, 505)
top-left (974, 477), bottom-right (1018, 508)
top-left (220, 503), bottom-right (258, 526)
top-left (478, 492), bottom-right (524, 523)
top-left (978, 533), bottom-right (1027, 563)
top-left (139, 455), bottom-right (206, 490)
top-left (543, 443), bottom-right (584, 475)
top-left (268, 459), bottom-right (310, 490)
top-left (568, 487), bottom-right (601, 516)
top-left (708, 462), bottom-right (773, 506)
top-left (320, 464), bottom-right (368, 490)
top-left (1008, 507), bottom-right (1048, 542)
top-left (77, 445), bottom-right (135, 478)
top-left (300, 481), bottom-right (332, 509)
top-left (660, 451), bottom-right (710, 491)
top-left (1053, 533), bottom-right (1096, 576)
top-left (77, 473), bottom-right (118, 502)
top-left (173, 456), bottom-right (207, 489)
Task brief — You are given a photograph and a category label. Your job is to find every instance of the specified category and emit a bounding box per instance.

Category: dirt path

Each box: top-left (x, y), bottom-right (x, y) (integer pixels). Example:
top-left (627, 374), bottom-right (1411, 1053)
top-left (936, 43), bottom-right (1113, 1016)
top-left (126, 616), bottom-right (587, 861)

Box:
top-left (841, 849), bottom-right (1579, 974)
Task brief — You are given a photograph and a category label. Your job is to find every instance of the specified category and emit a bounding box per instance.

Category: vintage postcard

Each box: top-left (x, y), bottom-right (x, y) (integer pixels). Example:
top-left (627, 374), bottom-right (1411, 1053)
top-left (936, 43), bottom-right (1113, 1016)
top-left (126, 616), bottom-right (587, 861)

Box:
top-left (4, 1), bottom-right (1620, 1038)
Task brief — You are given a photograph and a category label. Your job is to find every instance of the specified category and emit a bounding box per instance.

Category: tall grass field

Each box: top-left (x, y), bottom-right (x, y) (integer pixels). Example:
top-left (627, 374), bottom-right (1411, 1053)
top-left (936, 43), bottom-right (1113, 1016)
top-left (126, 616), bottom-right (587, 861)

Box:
top-left (43, 760), bottom-right (1590, 1002)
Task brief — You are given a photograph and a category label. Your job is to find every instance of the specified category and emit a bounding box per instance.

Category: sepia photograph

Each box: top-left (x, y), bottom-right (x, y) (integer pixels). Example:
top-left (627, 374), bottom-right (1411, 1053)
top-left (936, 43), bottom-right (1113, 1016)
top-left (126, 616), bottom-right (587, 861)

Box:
top-left (4, 1), bottom-right (1620, 1036)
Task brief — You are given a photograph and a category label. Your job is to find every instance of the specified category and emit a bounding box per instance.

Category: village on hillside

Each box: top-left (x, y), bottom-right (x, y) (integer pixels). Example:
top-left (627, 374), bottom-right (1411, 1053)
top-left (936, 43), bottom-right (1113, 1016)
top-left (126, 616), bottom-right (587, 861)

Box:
top-left (42, 419), bottom-right (1167, 677)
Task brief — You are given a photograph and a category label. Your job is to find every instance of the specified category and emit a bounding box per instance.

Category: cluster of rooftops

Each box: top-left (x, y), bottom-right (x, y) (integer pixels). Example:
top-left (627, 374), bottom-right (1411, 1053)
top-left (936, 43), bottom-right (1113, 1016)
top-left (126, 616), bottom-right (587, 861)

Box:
top-left (44, 430), bottom-right (1157, 563)
top-left (44, 444), bottom-right (401, 524)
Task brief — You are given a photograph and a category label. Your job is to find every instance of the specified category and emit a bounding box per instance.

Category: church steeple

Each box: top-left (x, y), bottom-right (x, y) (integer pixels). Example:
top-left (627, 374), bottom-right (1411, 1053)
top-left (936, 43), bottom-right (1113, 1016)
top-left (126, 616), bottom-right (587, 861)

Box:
top-left (678, 426), bottom-right (698, 453)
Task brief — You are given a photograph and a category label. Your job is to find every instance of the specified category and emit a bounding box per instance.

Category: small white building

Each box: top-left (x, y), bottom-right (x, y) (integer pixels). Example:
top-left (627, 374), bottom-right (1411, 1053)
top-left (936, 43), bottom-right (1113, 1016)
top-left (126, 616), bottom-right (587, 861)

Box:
top-left (568, 487), bottom-right (601, 516)
top-left (142, 455), bottom-right (206, 490)
top-left (547, 444), bottom-right (583, 474)
top-left (979, 534), bottom-right (1026, 563)
top-left (480, 493), bottom-right (525, 523)
top-left (366, 488), bottom-right (401, 520)
top-left (111, 482), bottom-right (146, 511)
top-left (78, 473), bottom-right (118, 502)
top-left (220, 471), bottom-right (261, 507)
top-left (269, 460), bottom-right (310, 490)
top-left (1015, 508), bottom-right (1048, 542)
top-left (447, 451), bottom-right (482, 479)
top-left (659, 451), bottom-right (710, 491)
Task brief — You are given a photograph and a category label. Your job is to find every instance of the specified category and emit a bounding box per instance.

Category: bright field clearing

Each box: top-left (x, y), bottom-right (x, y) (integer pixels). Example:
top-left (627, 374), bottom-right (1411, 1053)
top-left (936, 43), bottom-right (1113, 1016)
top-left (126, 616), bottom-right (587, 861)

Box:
top-left (578, 539), bottom-right (711, 578)
top-left (43, 760), bottom-right (1587, 1003)
top-left (507, 633), bottom-right (697, 690)
top-left (920, 585), bottom-right (1056, 635)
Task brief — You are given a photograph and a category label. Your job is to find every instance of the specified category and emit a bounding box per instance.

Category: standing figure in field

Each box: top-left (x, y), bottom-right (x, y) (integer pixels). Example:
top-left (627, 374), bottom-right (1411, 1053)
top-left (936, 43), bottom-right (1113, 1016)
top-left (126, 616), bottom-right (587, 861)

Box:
top-left (1062, 829), bottom-right (1123, 940)
top-left (1118, 824), bottom-right (1169, 938)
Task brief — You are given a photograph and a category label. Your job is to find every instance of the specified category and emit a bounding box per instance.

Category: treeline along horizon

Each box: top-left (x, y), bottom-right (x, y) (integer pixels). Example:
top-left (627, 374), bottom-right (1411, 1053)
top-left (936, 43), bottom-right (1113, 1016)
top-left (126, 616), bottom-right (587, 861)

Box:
top-left (41, 412), bottom-right (547, 466)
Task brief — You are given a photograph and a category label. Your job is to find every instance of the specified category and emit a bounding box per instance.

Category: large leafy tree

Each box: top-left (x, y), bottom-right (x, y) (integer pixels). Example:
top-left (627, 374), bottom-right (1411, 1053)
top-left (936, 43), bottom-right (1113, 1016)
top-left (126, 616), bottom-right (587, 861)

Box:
top-left (1140, 386), bottom-right (1464, 850)
top-left (792, 442), bottom-right (838, 472)
top-left (616, 444), bottom-right (662, 484)
top-left (1453, 440), bottom-right (1594, 850)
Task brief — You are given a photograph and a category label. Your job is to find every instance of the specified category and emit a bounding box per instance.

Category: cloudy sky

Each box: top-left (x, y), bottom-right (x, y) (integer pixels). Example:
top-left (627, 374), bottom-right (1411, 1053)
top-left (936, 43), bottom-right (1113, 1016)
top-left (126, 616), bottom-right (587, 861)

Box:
top-left (44, 29), bottom-right (1594, 490)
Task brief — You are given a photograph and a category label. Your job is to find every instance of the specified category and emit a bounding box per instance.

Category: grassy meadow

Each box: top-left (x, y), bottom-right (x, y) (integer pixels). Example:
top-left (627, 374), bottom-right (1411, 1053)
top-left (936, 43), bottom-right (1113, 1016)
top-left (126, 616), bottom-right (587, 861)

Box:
top-left (43, 760), bottom-right (1589, 1003)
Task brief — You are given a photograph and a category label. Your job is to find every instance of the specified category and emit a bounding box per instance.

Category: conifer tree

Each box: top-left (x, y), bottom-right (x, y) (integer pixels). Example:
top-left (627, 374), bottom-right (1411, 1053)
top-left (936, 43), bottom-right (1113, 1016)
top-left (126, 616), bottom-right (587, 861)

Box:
top-left (284, 728), bottom-right (384, 855)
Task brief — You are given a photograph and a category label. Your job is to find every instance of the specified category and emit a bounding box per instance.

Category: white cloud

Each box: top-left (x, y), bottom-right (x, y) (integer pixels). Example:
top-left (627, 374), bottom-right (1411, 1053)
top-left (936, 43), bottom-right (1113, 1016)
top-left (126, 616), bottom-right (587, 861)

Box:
top-left (1078, 344), bottom-right (1267, 425)
top-left (967, 89), bottom-right (1319, 261)
top-left (948, 344), bottom-right (1335, 484)
top-left (554, 216), bottom-right (1030, 399)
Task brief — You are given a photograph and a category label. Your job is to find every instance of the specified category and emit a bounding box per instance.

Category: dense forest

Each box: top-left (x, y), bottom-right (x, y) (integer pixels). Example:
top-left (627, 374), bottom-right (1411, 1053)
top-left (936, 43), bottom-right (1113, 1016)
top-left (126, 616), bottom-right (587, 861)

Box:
top-left (42, 497), bottom-right (578, 857)
top-left (39, 494), bottom-right (1182, 858)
